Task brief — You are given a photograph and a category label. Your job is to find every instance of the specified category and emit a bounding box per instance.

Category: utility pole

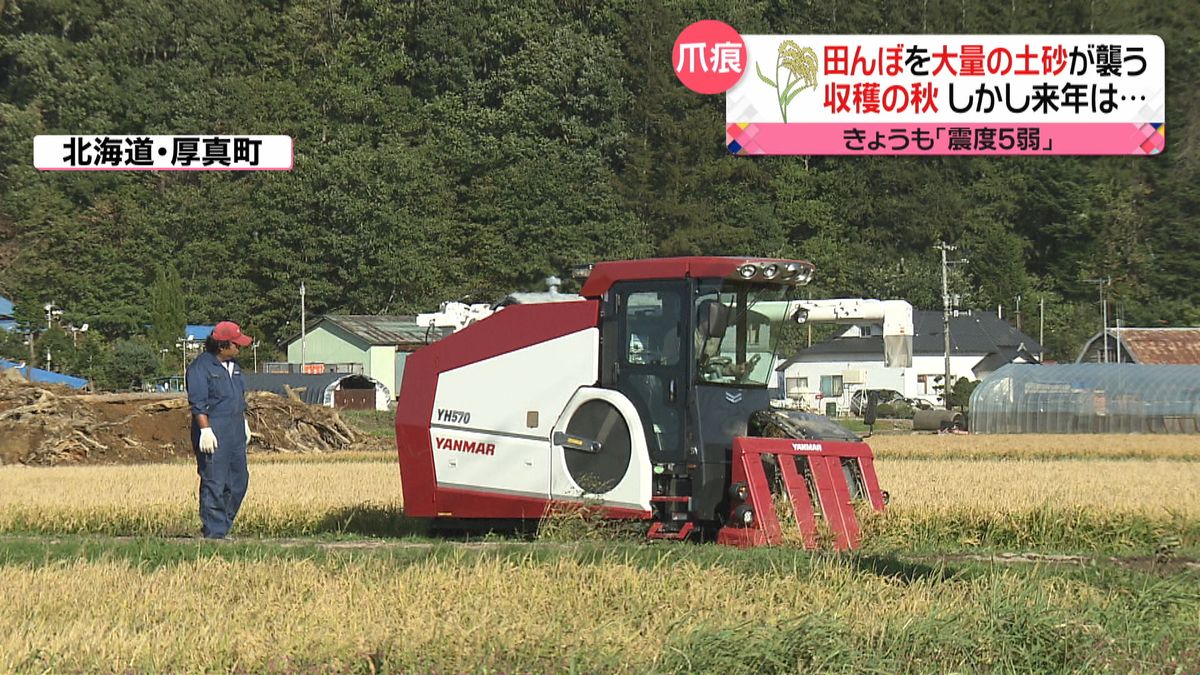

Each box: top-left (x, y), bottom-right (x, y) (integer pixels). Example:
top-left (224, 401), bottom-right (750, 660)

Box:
top-left (1115, 304), bottom-right (1123, 364)
top-left (1039, 296), bottom-right (1045, 363)
top-left (179, 338), bottom-right (188, 385)
top-left (1102, 279), bottom-right (1108, 363)
top-left (1084, 278), bottom-right (1110, 363)
top-left (937, 242), bottom-right (966, 410)
top-left (941, 244), bottom-right (952, 409)
top-left (26, 332), bottom-right (35, 381)
top-left (300, 281), bottom-right (307, 374)
top-left (1114, 312), bottom-right (1121, 363)
top-left (806, 289), bottom-right (812, 347)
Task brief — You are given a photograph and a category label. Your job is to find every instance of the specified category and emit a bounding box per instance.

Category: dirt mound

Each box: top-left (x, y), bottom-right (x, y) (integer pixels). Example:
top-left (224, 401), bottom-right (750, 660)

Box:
top-left (0, 370), bottom-right (388, 465)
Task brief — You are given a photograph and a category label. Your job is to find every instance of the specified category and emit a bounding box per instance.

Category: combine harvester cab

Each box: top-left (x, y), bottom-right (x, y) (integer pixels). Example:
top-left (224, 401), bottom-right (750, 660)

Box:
top-left (396, 257), bottom-right (910, 549)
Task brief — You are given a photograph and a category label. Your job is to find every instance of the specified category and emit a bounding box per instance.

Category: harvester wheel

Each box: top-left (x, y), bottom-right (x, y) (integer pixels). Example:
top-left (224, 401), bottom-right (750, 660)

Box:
top-left (731, 504), bottom-right (755, 527)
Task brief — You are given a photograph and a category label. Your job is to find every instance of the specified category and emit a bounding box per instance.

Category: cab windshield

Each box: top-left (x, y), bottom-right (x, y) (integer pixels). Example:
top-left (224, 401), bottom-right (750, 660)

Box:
top-left (694, 282), bottom-right (794, 388)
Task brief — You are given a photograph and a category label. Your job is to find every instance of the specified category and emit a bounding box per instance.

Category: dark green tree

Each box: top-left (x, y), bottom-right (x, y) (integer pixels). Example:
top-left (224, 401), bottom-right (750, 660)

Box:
top-left (950, 377), bottom-right (980, 411)
top-left (0, 329), bottom-right (30, 364)
top-left (106, 338), bottom-right (159, 390)
top-left (0, 0), bottom-right (1197, 368)
top-left (74, 331), bottom-right (111, 388)
top-left (148, 266), bottom-right (186, 350)
top-left (36, 325), bottom-right (74, 373)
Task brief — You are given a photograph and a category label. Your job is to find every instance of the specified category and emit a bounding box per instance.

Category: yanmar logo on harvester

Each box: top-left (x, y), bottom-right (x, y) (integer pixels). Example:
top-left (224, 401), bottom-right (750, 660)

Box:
top-left (434, 437), bottom-right (496, 456)
top-left (396, 257), bottom-right (912, 549)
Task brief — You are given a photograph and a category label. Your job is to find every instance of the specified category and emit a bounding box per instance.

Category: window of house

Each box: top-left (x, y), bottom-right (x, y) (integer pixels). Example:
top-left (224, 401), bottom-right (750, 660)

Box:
top-left (820, 375), bottom-right (843, 397)
top-left (785, 376), bottom-right (809, 394)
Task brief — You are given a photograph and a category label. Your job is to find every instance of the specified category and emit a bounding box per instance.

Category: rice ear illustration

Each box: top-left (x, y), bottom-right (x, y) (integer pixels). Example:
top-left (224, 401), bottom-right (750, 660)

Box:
top-left (756, 41), bottom-right (818, 123)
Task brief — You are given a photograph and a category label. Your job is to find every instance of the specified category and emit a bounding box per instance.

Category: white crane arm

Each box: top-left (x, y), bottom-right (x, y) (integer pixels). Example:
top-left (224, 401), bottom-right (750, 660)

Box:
top-left (785, 298), bottom-right (913, 368)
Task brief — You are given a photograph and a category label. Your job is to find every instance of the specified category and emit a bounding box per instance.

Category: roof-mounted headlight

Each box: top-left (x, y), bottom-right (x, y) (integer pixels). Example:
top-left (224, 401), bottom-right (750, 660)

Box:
top-left (761, 263), bottom-right (780, 279)
top-left (738, 263), bottom-right (758, 279)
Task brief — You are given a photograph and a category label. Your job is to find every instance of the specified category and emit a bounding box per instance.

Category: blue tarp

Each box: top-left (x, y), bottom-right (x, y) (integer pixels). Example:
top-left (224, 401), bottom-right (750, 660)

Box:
top-left (0, 295), bottom-right (14, 331)
top-left (0, 358), bottom-right (89, 389)
top-left (184, 324), bottom-right (214, 341)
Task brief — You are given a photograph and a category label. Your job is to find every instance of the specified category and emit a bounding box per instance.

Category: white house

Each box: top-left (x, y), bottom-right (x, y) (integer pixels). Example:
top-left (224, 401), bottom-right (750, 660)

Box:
top-left (776, 310), bottom-right (1041, 414)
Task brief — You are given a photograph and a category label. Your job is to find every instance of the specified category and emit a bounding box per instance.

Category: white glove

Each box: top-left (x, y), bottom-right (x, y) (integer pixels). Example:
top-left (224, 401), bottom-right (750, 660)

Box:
top-left (199, 427), bottom-right (218, 454)
top-left (244, 419), bottom-right (252, 442)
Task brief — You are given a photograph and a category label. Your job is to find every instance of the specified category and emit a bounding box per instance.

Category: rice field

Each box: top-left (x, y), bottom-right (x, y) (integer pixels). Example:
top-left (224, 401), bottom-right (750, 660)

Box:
top-left (1, 434), bottom-right (1198, 672)
top-left (1, 455), bottom-right (1196, 549)
top-left (870, 432), bottom-right (1200, 460)
top-left (0, 461), bottom-right (409, 537)
top-left (877, 458), bottom-right (1200, 515)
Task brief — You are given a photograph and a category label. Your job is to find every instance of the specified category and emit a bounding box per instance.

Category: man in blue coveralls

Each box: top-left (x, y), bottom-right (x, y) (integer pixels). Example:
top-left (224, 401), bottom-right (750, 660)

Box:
top-left (186, 321), bottom-right (253, 540)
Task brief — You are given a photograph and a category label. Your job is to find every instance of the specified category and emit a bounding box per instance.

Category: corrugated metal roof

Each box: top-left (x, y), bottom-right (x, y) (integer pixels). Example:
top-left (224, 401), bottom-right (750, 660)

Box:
top-left (322, 315), bottom-right (434, 346)
top-left (1113, 328), bottom-right (1200, 365)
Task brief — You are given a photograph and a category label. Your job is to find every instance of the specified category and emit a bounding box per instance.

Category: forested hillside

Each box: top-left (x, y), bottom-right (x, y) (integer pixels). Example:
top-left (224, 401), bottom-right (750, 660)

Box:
top-left (1, 0), bottom-right (1197, 370)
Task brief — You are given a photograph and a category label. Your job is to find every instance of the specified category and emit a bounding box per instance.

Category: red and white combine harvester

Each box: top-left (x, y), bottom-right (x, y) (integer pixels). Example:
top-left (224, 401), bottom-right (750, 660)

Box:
top-left (396, 257), bottom-right (912, 549)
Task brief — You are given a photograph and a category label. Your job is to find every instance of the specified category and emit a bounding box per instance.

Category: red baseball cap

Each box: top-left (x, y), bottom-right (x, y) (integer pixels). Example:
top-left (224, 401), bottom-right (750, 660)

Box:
top-left (211, 321), bottom-right (253, 347)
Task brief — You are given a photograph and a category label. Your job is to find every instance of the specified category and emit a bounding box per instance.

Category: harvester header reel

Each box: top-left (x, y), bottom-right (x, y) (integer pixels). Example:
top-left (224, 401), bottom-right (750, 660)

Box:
top-left (717, 436), bottom-right (886, 550)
